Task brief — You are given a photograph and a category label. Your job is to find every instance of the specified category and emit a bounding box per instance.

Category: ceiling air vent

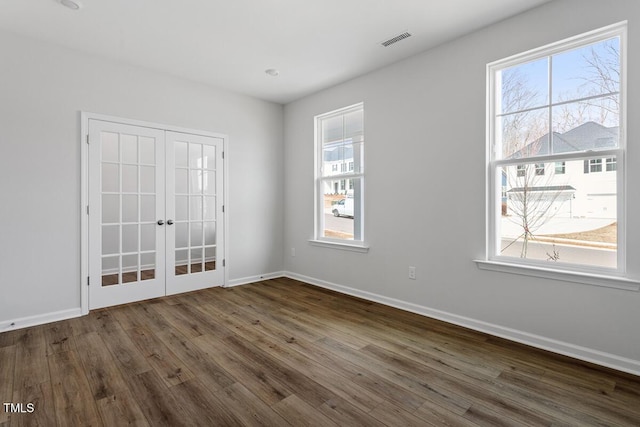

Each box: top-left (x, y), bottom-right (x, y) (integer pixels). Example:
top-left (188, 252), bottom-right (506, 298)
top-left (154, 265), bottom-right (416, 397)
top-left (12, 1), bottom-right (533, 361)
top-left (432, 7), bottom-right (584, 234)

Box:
top-left (380, 32), bottom-right (412, 47)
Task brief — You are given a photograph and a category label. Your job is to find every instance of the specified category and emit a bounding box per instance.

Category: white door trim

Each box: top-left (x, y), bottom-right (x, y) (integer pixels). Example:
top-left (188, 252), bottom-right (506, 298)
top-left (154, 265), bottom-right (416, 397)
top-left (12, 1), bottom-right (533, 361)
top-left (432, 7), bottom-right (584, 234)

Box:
top-left (80, 112), bottom-right (229, 314)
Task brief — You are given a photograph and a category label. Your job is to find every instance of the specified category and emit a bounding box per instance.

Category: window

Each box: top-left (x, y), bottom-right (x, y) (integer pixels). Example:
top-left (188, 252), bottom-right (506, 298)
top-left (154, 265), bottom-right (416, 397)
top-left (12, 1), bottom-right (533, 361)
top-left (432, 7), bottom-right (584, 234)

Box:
top-left (315, 103), bottom-right (365, 246)
top-left (487, 23), bottom-right (625, 275)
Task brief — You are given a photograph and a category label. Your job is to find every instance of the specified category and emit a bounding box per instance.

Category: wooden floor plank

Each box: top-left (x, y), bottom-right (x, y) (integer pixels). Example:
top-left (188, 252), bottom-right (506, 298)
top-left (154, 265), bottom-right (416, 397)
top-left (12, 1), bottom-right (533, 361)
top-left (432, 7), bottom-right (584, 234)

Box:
top-left (215, 383), bottom-right (291, 426)
top-left (2, 277), bottom-right (639, 426)
top-left (272, 394), bottom-right (339, 427)
top-left (48, 350), bottom-right (102, 427)
top-left (97, 324), bottom-right (152, 378)
top-left (368, 400), bottom-right (441, 427)
top-left (192, 333), bottom-right (294, 406)
top-left (168, 378), bottom-right (243, 427)
top-left (126, 327), bottom-right (195, 388)
top-left (75, 332), bottom-right (130, 400)
top-left (13, 327), bottom-right (49, 389)
top-left (0, 346), bottom-right (16, 424)
top-left (153, 327), bottom-right (236, 393)
top-left (318, 397), bottom-right (387, 427)
top-left (9, 381), bottom-right (56, 427)
top-left (123, 370), bottom-right (188, 427)
top-left (96, 388), bottom-right (150, 427)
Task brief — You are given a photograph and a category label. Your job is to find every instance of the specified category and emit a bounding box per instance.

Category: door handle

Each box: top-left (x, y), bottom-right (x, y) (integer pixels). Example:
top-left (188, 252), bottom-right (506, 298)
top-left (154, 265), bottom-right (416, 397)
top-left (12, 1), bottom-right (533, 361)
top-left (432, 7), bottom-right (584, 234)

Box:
top-left (167, 219), bottom-right (174, 225)
top-left (157, 220), bottom-right (165, 225)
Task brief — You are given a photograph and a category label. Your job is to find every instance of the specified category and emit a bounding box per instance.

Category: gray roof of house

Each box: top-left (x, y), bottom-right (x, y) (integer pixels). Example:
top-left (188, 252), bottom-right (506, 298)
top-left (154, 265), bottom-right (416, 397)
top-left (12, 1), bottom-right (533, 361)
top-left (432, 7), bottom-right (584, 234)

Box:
top-left (508, 122), bottom-right (618, 159)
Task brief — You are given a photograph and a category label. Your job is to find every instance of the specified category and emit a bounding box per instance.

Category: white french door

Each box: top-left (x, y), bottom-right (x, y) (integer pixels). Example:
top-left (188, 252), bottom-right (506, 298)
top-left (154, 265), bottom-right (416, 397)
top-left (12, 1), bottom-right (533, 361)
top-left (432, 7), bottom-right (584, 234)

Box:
top-left (165, 131), bottom-right (224, 296)
top-left (87, 119), bottom-right (225, 309)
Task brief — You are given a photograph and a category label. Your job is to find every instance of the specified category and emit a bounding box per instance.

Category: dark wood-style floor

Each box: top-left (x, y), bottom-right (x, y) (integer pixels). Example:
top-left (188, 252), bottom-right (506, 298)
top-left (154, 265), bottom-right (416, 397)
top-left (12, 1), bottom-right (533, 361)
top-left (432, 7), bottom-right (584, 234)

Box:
top-left (1, 278), bottom-right (639, 426)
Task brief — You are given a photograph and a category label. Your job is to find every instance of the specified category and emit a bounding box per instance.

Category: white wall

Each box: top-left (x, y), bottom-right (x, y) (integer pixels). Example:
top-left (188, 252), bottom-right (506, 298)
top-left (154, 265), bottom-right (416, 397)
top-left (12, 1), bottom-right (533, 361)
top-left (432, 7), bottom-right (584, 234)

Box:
top-left (283, 0), bottom-right (640, 373)
top-left (0, 31), bottom-right (284, 326)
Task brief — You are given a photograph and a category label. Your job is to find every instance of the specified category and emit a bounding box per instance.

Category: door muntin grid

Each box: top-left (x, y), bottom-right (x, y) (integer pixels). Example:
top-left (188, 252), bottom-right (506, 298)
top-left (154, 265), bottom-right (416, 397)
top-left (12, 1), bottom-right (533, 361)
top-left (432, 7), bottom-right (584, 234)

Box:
top-left (173, 141), bottom-right (217, 276)
top-left (100, 131), bottom-right (158, 286)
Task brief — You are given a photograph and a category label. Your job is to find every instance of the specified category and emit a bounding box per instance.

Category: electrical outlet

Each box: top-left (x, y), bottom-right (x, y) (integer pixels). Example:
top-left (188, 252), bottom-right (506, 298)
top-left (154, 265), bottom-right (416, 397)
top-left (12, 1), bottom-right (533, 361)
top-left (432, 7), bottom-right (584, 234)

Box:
top-left (291, 247), bottom-right (296, 257)
top-left (408, 266), bottom-right (416, 280)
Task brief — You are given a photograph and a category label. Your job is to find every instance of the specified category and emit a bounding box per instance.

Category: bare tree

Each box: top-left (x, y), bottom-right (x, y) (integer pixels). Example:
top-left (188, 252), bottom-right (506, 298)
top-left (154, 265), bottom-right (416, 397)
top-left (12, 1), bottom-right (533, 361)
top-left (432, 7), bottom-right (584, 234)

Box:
top-left (503, 163), bottom-right (566, 258)
top-left (554, 40), bottom-right (620, 133)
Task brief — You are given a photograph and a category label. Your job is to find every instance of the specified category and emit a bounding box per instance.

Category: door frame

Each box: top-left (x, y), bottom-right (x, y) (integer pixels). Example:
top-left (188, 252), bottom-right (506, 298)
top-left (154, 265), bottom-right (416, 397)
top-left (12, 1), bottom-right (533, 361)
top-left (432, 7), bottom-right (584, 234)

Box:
top-left (80, 112), bottom-right (229, 314)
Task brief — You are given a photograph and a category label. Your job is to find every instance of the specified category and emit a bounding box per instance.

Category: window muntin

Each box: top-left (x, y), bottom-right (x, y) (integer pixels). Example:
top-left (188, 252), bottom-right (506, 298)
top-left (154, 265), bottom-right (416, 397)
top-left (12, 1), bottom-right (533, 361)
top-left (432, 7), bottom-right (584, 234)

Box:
top-left (315, 103), bottom-right (364, 243)
top-left (489, 24), bottom-right (625, 273)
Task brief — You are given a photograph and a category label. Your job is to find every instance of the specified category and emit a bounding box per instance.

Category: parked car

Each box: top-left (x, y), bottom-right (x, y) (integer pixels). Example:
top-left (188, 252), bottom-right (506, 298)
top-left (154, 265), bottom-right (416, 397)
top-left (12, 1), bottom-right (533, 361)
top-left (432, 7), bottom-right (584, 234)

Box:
top-left (332, 197), bottom-right (354, 217)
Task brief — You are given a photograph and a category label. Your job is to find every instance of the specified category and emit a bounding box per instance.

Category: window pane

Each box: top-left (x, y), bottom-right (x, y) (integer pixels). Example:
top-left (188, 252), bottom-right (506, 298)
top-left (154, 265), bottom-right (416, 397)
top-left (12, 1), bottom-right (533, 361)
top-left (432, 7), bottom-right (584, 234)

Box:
top-left (203, 145), bottom-right (216, 170)
top-left (122, 194), bottom-right (138, 223)
top-left (551, 100), bottom-right (619, 153)
top-left (323, 193), bottom-right (354, 240)
top-left (139, 137), bottom-right (155, 165)
top-left (321, 115), bottom-right (343, 144)
top-left (121, 134), bottom-right (138, 164)
top-left (140, 195), bottom-right (155, 222)
top-left (102, 194), bottom-right (119, 224)
top-left (552, 38), bottom-right (620, 103)
top-left (101, 132), bottom-right (119, 163)
top-left (101, 163), bottom-right (119, 193)
top-left (175, 142), bottom-right (188, 167)
top-left (500, 108), bottom-right (549, 159)
top-left (500, 57), bottom-right (549, 114)
top-left (343, 109), bottom-right (364, 141)
top-left (175, 168), bottom-right (188, 194)
top-left (499, 159), bottom-right (616, 268)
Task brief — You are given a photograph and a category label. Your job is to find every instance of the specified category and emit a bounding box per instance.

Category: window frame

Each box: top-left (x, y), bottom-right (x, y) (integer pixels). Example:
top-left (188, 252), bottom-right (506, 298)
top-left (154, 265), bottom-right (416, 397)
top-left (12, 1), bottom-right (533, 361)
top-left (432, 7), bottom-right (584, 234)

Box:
top-left (311, 103), bottom-right (368, 252)
top-left (479, 22), bottom-right (636, 289)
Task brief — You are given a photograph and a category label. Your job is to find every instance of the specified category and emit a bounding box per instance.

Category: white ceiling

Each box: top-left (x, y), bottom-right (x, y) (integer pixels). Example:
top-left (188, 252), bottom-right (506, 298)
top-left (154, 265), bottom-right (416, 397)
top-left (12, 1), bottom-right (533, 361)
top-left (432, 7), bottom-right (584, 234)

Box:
top-left (0, 0), bottom-right (553, 104)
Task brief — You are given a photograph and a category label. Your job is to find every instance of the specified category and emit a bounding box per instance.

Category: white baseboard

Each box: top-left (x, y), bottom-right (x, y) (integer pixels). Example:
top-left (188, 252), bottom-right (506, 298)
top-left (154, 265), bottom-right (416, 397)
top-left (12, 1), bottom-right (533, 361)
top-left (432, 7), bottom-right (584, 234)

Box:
top-left (0, 308), bottom-right (83, 333)
top-left (283, 271), bottom-right (640, 377)
top-left (227, 271), bottom-right (285, 288)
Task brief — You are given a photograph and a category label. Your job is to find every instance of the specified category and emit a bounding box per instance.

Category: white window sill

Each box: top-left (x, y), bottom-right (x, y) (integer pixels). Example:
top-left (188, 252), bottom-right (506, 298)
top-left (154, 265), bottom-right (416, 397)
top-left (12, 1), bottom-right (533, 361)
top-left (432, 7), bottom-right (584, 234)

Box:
top-left (309, 239), bottom-right (370, 253)
top-left (475, 259), bottom-right (640, 291)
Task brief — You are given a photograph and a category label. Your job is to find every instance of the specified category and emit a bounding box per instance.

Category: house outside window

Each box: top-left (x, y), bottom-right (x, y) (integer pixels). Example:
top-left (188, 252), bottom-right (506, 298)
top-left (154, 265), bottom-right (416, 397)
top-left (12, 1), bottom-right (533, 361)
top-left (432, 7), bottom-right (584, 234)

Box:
top-left (314, 103), bottom-right (364, 245)
top-left (486, 23), bottom-right (625, 275)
